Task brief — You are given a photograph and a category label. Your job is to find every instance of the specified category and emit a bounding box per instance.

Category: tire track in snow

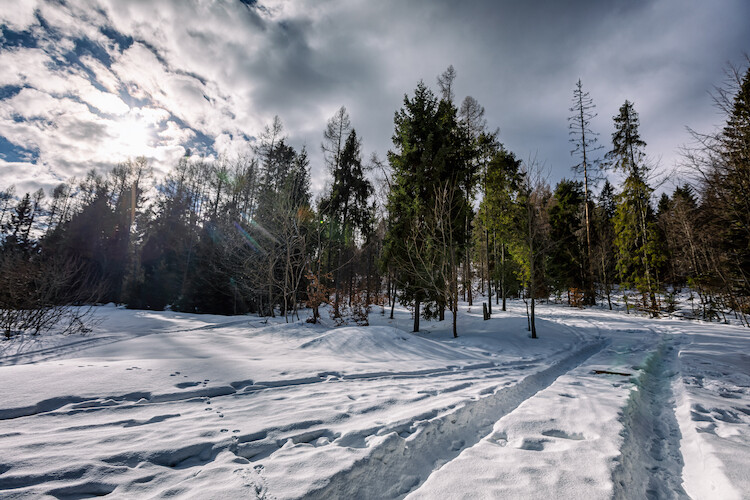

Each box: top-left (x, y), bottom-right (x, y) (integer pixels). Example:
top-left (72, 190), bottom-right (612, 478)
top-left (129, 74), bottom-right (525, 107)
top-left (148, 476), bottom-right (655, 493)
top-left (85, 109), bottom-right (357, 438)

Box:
top-left (299, 340), bottom-right (607, 500)
top-left (611, 337), bottom-right (689, 500)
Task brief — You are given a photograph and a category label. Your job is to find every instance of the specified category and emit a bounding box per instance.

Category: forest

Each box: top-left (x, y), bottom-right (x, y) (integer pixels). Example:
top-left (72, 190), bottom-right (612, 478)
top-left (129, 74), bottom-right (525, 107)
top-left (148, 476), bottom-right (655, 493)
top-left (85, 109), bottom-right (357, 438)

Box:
top-left (1, 62), bottom-right (749, 338)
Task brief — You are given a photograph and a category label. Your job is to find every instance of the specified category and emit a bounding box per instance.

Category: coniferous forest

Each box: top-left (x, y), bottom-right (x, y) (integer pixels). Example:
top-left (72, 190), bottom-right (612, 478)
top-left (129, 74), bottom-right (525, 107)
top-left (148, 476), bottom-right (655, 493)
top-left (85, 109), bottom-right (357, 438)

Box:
top-left (2, 63), bottom-right (749, 338)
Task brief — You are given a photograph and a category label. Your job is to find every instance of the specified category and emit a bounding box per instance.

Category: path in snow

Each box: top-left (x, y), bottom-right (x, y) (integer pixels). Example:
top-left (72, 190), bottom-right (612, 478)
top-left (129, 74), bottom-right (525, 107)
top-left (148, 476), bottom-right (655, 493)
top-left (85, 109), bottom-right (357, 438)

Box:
top-left (303, 341), bottom-right (606, 499)
top-left (2, 302), bottom-right (750, 498)
top-left (611, 334), bottom-right (689, 499)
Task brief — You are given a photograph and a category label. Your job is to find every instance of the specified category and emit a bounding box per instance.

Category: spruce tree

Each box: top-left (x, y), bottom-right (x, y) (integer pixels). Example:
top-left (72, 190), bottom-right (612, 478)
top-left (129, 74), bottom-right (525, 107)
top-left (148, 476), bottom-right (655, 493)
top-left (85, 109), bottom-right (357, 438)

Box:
top-left (606, 101), bottom-right (661, 313)
top-left (548, 179), bottom-right (586, 301)
top-left (4, 193), bottom-right (35, 255)
top-left (383, 81), bottom-right (472, 336)
top-left (479, 145), bottom-right (522, 312)
top-left (719, 65), bottom-right (750, 295)
top-left (321, 107), bottom-right (353, 284)
top-left (594, 180), bottom-right (617, 309)
top-left (320, 129), bottom-right (373, 314)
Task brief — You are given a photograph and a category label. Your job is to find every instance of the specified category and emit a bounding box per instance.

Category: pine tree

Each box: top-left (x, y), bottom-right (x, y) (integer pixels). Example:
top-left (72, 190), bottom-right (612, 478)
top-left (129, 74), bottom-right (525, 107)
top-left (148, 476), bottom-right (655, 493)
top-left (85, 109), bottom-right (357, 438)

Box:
top-left (479, 145), bottom-right (522, 312)
top-left (568, 79), bottom-right (602, 304)
top-left (320, 129), bottom-right (373, 314)
top-left (606, 101), bottom-right (647, 177)
top-left (718, 65), bottom-right (750, 295)
top-left (437, 65), bottom-right (457, 103)
top-left (548, 179), bottom-right (586, 301)
top-left (511, 165), bottom-right (551, 339)
top-left (5, 193), bottom-right (35, 254)
top-left (383, 81), bottom-right (472, 336)
top-left (456, 96), bottom-right (487, 306)
top-left (594, 180), bottom-right (617, 309)
top-left (606, 101), bottom-right (662, 313)
top-left (657, 185), bottom-right (699, 288)
top-left (321, 106), bottom-right (353, 284)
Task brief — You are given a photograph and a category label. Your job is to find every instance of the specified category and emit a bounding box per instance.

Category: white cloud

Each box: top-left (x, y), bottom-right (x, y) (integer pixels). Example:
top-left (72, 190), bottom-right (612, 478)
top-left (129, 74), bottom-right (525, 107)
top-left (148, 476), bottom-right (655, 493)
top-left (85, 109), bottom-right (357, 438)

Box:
top-left (0, 160), bottom-right (64, 196)
top-left (213, 132), bottom-right (253, 160)
top-left (159, 120), bottom-right (195, 143)
top-left (79, 55), bottom-right (122, 94)
top-left (1, 0), bottom-right (748, 198)
top-left (0, 0), bottom-right (39, 31)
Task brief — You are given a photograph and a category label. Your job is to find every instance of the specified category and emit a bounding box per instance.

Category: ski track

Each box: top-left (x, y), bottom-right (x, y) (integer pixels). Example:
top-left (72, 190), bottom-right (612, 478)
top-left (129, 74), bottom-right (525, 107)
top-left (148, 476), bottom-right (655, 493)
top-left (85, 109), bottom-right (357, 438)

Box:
top-left (0, 342), bottom-right (600, 498)
top-left (7, 305), bottom-right (743, 498)
top-left (0, 359), bottom-right (550, 421)
top-left (611, 331), bottom-right (689, 500)
top-left (1, 323), bottom-right (580, 422)
top-left (299, 340), bottom-right (607, 499)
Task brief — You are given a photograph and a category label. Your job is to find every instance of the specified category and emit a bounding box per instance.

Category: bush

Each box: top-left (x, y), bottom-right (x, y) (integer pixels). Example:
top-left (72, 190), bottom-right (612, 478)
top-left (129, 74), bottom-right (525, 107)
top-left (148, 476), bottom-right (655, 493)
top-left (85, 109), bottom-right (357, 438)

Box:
top-left (0, 253), bottom-right (101, 338)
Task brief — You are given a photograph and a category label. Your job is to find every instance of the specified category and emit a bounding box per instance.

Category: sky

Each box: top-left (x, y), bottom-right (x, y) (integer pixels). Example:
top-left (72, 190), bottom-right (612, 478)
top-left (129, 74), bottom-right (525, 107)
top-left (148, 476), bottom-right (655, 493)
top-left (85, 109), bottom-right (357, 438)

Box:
top-left (0, 0), bottom-right (748, 197)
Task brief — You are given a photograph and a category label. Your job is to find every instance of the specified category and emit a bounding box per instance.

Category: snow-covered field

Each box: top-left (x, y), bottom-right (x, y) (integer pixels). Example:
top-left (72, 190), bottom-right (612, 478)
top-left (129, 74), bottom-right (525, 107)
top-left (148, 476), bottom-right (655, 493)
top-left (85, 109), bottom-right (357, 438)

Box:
top-left (1, 300), bottom-right (748, 499)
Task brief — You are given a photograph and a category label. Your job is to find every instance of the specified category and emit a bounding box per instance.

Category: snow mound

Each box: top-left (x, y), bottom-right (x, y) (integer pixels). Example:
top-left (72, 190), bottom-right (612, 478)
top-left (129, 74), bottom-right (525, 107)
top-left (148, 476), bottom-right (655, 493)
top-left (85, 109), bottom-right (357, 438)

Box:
top-left (299, 326), bottom-right (481, 362)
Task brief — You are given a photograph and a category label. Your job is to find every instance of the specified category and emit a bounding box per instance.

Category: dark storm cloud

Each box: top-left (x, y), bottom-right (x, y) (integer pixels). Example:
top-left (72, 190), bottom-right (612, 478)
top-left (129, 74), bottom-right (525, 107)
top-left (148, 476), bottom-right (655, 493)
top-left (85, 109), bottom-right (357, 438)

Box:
top-left (248, 0), bottom-right (749, 192)
top-left (0, 0), bottom-right (748, 195)
top-left (346, 0), bottom-right (750, 188)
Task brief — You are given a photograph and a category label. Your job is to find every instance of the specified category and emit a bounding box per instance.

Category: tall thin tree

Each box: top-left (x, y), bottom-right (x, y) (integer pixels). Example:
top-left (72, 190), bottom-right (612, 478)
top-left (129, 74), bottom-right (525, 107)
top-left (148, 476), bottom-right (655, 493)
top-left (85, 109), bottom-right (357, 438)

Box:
top-left (568, 79), bottom-right (601, 304)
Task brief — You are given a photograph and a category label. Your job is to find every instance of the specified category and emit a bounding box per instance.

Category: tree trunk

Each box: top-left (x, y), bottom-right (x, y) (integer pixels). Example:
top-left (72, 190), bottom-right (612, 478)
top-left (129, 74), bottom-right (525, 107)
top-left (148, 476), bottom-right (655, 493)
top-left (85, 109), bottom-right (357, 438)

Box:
top-left (413, 299), bottom-right (420, 332)
top-left (486, 227), bottom-right (492, 315)
top-left (529, 199), bottom-right (537, 339)
top-left (386, 272), bottom-right (391, 311)
top-left (348, 253), bottom-right (354, 307)
top-left (480, 244), bottom-right (485, 295)
top-left (501, 243), bottom-right (507, 311)
top-left (452, 299), bottom-right (458, 338)
top-left (452, 245), bottom-right (459, 338)
top-left (601, 251), bottom-right (612, 310)
top-left (365, 250), bottom-right (372, 308)
top-left (391, 283), bottom-right (396, 319)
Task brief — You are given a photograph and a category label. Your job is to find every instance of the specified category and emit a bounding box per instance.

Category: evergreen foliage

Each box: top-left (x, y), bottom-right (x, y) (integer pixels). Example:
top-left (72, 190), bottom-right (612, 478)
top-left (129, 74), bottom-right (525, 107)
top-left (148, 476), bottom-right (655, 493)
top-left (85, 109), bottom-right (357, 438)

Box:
top-left (3, 62), bottom-right (750, 333)
top-left (547, 179), bottom-right (586, 298)
top-left (383, 81), bottom-right (474, 336)
top-left (606, 100), bottom-right (662, 313)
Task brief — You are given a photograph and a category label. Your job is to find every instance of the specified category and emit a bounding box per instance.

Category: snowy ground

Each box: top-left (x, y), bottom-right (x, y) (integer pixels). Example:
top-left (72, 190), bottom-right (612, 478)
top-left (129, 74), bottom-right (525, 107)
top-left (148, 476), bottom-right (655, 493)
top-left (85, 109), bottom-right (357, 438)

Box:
top-left (1, 300), bottom-right (748, 499)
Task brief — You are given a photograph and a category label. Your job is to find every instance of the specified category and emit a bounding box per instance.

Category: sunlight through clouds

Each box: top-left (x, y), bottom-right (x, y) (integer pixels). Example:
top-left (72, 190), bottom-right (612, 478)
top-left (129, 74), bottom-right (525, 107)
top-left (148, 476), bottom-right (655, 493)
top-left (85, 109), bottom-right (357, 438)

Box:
top-left (0, 0), bottom-right (748, 195)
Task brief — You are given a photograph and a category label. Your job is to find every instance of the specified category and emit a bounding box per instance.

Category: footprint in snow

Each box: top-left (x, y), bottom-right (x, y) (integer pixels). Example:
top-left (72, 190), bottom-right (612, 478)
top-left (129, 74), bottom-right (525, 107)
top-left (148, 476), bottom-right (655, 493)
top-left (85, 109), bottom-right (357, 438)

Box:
top-left (713, 408), bottom-right (742, 423)
top-left (692, 403), bottom-right (710, 414)
top-left (541, 429), bottom-right (584, 440)
top-left (519, 438), bottom-right (549, 451)
top-left (697, 423), bottom-right (717, 434)
top-left (490, 431), bottom-right (508, 446)
top-left (175, 381), bottom-right (201, 389)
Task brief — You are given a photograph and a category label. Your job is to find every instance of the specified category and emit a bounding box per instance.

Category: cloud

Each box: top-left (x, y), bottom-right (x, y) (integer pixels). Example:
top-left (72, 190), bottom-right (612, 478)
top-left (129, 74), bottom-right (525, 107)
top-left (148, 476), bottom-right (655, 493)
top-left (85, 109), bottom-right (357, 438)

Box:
top-left (0, 0), bottom-right (748, 199)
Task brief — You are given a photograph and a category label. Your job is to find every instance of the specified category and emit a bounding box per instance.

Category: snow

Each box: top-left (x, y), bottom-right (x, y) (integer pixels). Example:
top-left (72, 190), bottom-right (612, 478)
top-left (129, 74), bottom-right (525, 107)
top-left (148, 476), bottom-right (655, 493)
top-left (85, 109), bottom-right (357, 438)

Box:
top-left (0, 300), bottom-right (749, 498)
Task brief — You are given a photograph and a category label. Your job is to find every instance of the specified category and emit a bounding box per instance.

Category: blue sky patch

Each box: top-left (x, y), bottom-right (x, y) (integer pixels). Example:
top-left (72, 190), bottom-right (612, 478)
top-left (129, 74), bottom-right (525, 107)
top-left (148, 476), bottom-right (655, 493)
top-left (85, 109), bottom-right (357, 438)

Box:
top-left (0, 136), bottom-right (39, 163)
